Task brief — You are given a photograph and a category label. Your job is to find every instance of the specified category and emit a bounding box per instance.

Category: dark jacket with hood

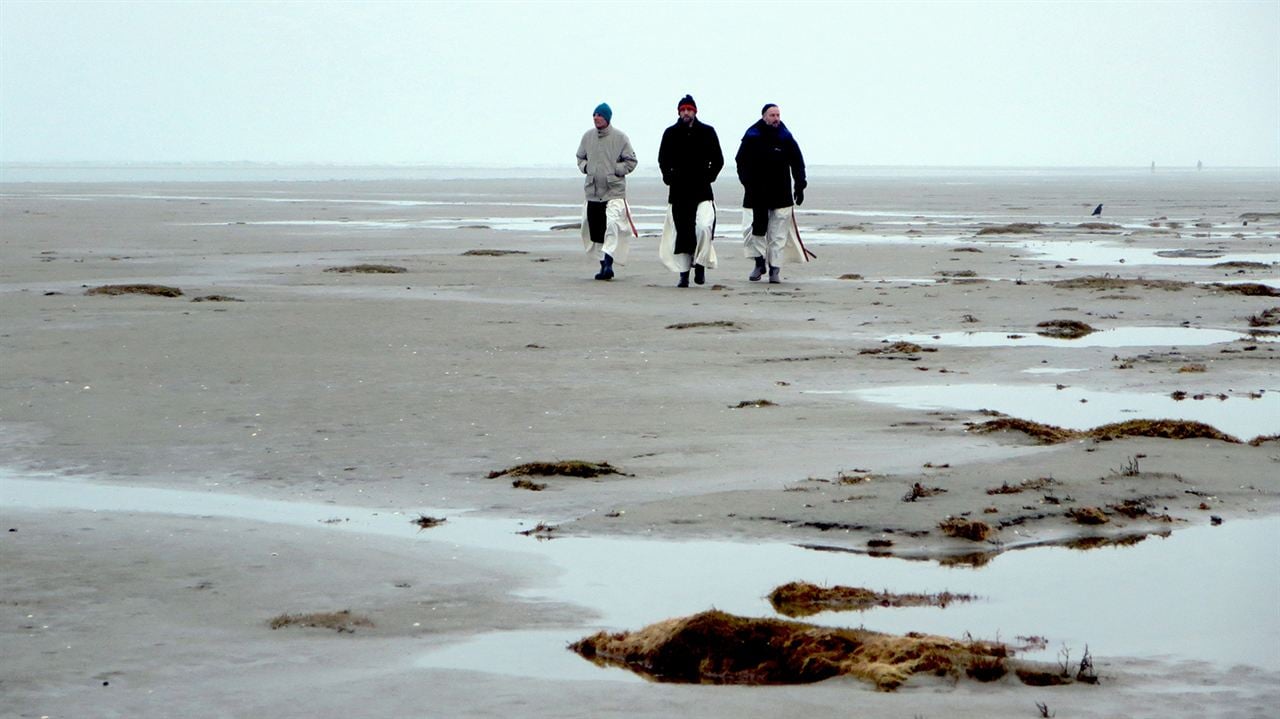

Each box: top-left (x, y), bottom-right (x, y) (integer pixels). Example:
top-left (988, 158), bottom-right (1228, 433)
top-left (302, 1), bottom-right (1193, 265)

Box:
top-left (735, 119), bottom-right (806, 209)
top-left (658, 118), bottom-right (724, 205)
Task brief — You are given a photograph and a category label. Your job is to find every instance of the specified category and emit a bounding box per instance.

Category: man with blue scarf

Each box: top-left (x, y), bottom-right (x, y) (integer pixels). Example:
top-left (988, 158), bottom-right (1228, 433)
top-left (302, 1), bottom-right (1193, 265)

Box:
top-left (735, 104), bottom-right (811, 283)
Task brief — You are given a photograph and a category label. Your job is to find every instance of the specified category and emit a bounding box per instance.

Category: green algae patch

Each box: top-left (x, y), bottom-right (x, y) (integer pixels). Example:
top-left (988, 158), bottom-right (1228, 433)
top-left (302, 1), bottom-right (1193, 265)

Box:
top-left (324, 264), bottom-right (407, 274)
top-left (268, 610), bottom-right (373, 633)
top-left (487, 460), bottom-right (622, 479)
top-left (84, 284), bottom-right (183, 297)
top-left (768, 581), bottom-right (976, 618)
top-left (570, 609), bottom-right (1031, 690)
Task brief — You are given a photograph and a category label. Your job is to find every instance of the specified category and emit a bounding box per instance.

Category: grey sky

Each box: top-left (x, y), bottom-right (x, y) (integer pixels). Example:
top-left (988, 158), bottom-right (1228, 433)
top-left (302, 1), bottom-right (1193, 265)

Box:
top-left (2, 0), bottom-right (1277, 167)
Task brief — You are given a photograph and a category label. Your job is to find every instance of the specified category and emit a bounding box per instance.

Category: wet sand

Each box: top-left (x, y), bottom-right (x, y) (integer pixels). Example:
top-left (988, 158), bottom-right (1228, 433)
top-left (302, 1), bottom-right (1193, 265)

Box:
top-left (3, 169), bottom-right (1279, 717)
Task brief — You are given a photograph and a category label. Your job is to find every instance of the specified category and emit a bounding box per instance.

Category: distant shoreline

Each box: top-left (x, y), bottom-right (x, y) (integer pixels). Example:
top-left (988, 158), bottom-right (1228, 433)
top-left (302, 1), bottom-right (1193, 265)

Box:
top-left (2, 162), bottom-right (1277, 184)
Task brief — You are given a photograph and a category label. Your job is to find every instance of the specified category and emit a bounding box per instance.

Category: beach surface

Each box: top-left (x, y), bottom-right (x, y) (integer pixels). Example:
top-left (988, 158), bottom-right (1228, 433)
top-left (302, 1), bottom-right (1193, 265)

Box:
top-left (3, 169), bottom-right (1279, 717)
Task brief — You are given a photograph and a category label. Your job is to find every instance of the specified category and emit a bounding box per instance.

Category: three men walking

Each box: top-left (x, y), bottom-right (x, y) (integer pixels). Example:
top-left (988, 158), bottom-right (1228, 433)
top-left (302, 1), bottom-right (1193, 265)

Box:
top-left (576, 99), bottom-right (810, 284)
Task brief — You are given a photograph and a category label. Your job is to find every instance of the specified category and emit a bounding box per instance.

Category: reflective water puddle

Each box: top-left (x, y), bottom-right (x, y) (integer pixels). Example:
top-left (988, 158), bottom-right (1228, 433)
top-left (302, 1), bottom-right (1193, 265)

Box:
top-left (4, 473), bottom-right (1277, 681)
top-left (1008, 237), bottom-right (1280, 267)
top-left (885, 326), bottom-right (1259, 348)
top-left (834, 383), bottom-right (1280, 440)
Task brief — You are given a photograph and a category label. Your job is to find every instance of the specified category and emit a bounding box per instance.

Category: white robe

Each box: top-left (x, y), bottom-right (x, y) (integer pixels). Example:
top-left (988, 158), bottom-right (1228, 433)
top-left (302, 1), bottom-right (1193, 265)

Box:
top-left (741, 206), bottom-right (814, 265)
top-left (658, 200), bottom-right (717, 273)
top-left (581, 198), bottom-right (632, 264)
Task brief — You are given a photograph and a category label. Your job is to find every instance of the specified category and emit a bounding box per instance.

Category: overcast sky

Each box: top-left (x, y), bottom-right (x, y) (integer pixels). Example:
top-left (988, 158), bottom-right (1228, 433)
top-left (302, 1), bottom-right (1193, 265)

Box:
top-left (2, 1), bottom-right (1277, 167)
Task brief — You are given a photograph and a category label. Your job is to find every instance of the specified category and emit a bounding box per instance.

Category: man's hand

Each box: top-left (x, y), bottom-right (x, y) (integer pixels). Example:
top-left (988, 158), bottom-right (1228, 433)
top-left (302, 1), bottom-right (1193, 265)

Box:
top-left (794, 188), bottom-right (804, 206)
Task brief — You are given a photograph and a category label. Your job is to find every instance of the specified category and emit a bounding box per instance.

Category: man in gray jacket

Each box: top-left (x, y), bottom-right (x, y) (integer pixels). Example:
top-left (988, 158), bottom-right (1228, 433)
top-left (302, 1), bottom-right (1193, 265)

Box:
top-left (576, 102), bottom-right (638, 280)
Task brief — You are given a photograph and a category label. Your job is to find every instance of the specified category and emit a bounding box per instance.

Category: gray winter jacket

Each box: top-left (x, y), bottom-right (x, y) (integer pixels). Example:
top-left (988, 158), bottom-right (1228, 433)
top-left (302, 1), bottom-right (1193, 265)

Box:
top-left (576, 125), bottom-right (638, 201)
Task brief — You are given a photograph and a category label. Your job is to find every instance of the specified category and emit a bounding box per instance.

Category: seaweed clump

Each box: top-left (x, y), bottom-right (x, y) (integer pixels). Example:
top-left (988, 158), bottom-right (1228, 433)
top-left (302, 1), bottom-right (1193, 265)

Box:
top-left (487, 460), bottom-right (622, 479)
top-left (1047, 277), bottom-right (1189, 292)
top-left (859, 341), bottom-right (935, 355)
top-left (461, 249), bottom-right (528, 256)
top-left (666, 320), bottom-right (738, 330)
top-left (971, 418), bottom-right (1240, 444)
top-left (268, 610), bottom-right (373, 633)
top-left (768, 582), bottom-right (975, 617)
top-left (324, 264), bottom-right (407, 274)
top-left (84, 284), bottom-right (183, 297)
top-left (1210, 283), bottom-right (1280, 297)
top-left (1035, 319), bottom-right (1096, 339)
top-left (569, 609), bottom-right (1016, 690)
top-left (938, 517), bottom-right (993, 541)
top-left (976, 223), bottom-right (1042, 235)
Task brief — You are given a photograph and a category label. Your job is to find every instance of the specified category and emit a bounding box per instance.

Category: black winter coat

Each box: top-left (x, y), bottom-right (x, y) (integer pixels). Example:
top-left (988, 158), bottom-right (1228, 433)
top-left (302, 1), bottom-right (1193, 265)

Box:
top-left (657, 118), bottom-right (724, 205)
top-left (735, 120), bottom-right (806, 209)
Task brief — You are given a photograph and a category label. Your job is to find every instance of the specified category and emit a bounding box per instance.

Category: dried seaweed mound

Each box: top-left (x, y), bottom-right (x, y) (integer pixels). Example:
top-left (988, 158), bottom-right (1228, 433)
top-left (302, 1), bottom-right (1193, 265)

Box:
top-left (1088, 419), bottom-right (1239, 443)
top-left (1212, 283), bottom-right (1280, 297)
top-left (1047, 276), bottom-right (1189, 292)
top-left (859, 341), bottom-right (932, 355)
top-left (570, 610), bottom-right (1014, 690)
top-left (1035, 319), bottom-right (1096, 339)
top-left (487, 460), bottom-right (621, 479)
top-left (323, 264), bottom-right (407, 274)
top-left (976, 223), bottom-right (1042, 235)
top-left (268, 610), bottom-right (373, 633)
top-left (461, 249), bottom-right (527, 256)
top-left (971, 418), bottom-right (1077, 444)
top-left (666, 321), bottom-right (738, 330)
top-left (84, 284), bottom-right (183, 297)
top-left (971, 417), bottom-right (1240, 445)
top-left (768, 582), bottom-right (975, 617)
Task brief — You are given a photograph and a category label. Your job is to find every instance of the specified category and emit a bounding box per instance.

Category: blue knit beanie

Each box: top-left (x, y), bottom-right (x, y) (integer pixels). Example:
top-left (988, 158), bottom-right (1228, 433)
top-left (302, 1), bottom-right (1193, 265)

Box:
top-left (593, 103), bottom-right (612, 123)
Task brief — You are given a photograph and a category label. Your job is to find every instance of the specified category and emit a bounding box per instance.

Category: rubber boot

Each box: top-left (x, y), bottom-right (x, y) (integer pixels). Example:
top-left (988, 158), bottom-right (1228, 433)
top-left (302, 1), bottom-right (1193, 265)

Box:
top-left (748, 255), bottom-right (766, 281)
top-left (677, 271), bottom-right (689, 288)
top-left (594, 254), bottom-right (614, 280)
top-left (693, 264), bottom-right (705, 285)
top-left (768, 267), bottom-right (781, 284)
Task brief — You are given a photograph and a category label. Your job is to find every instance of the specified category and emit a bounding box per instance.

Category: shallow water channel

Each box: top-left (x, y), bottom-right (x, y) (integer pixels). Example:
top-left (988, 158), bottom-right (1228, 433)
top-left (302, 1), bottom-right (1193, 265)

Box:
top-left (832, 383), bottom-right (1280, 441)
top-left (4, 474), bottom-right (1277, 682)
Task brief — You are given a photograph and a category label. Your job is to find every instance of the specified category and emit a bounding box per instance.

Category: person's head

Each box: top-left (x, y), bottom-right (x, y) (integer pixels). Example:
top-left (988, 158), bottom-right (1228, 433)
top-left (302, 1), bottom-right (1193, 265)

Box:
top-left (677, 94), bottom-right (697, 125)
top-left (593, 102), bottom-right (612, 129)
top-left (761, 104), bottom-right (781, 128)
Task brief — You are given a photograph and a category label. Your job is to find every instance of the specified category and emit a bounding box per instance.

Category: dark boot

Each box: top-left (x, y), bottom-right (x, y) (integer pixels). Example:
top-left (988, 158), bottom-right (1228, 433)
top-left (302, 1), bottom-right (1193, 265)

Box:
top-left (594, 254), bottom-right (614, 280)
top-left (749, 255), bottom-right (766, 281)
top-left (693, 264), bottom-right (705, 285)
top-left (768, 267), bottom-right (781, 284)
top-left (677, 271), bottom-right (689, 288)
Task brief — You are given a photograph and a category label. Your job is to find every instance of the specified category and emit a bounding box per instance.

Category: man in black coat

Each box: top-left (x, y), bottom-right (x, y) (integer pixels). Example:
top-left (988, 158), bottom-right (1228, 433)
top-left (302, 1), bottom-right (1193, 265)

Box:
top-left (735, 103), bottom-right (809, 283)
top-left (657, 95), bottom-right (724, 287)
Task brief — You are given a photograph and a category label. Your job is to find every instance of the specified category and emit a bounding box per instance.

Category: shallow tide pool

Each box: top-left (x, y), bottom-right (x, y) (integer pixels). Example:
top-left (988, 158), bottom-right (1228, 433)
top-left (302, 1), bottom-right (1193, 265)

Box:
top-left (4, 473), bottom-right (1277, 682)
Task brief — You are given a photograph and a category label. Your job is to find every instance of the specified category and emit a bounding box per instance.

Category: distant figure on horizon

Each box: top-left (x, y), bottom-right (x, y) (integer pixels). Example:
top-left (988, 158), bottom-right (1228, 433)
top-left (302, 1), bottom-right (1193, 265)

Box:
top-left (734, 103), bottom-right (813, 284)
top-left (576, 102), bottom-right (638, 281)
top-left (658, 94), bottom-right (724, 288)
top-left (1092, 203), bottom-right (1103, 217)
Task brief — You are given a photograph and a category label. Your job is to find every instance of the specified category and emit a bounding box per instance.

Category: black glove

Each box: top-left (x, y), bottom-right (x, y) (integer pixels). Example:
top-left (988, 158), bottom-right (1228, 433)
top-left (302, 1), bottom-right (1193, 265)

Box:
top-left (794, 188), bottom-right (804, 206)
